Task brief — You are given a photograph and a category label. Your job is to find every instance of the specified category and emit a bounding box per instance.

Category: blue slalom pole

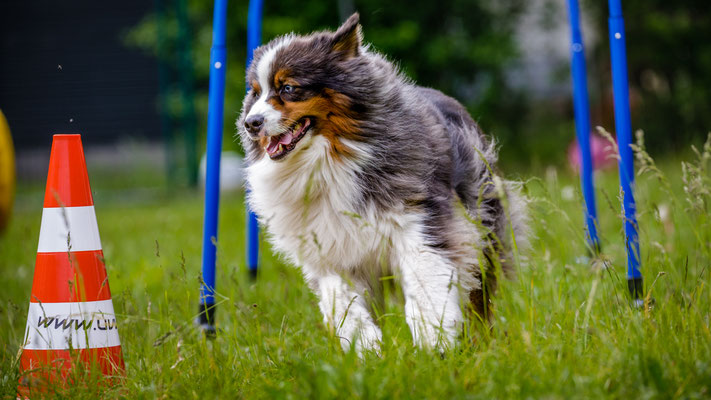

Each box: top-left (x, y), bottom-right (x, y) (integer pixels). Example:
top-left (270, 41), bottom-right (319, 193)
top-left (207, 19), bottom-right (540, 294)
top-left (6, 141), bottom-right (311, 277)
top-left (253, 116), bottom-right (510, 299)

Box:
top-left (246, 0), bottom-right (263, 279)
top-left (607, 0), bottom-right (643, 303)
top-left (566, 0), bottom-right (600, 254)
top-left (198, 0), bottom-right (228, 336)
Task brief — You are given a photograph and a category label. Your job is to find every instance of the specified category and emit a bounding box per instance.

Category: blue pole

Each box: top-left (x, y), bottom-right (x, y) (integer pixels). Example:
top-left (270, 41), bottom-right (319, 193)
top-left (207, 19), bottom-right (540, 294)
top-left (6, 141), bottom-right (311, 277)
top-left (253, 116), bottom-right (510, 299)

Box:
top-left (566, 0), bottom-right (600, 253)
top-left (246, 0), bottom-right (263, 279)
top-left (199, 0), bottom-right (228, 335)
top-left (607, 0), bottom-right (643, 302)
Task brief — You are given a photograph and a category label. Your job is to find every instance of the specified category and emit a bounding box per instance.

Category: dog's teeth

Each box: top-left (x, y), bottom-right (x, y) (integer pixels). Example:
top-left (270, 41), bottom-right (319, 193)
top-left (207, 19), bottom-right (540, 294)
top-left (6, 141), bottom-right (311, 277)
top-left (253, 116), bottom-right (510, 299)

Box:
top-left (278, 144), bottom-right (284, 153)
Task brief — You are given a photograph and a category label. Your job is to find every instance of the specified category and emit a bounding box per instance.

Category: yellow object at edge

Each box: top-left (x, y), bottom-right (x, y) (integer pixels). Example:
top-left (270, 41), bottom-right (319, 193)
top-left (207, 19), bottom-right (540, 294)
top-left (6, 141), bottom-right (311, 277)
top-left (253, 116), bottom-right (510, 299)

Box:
top-left (0, 109), bottom-right (15, 233)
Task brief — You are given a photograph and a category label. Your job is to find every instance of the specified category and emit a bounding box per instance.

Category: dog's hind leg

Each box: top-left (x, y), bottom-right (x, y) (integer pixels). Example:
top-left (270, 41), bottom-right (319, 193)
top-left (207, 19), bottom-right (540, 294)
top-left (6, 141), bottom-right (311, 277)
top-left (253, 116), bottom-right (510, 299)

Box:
top-left (310, 272), bottom-right (382, 355)
top-left (456, 172), bottom-right (528, 278)
top-left (450, 123), bottom-right (528, 276)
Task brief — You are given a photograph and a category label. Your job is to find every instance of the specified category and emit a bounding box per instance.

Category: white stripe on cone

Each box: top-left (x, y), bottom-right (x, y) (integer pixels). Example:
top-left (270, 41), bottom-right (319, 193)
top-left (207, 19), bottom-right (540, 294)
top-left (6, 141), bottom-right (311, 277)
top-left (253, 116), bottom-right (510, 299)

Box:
top-left (23, 300), bottom-right (121, 350)
top-left (37, 206), bottom-right (102, 253)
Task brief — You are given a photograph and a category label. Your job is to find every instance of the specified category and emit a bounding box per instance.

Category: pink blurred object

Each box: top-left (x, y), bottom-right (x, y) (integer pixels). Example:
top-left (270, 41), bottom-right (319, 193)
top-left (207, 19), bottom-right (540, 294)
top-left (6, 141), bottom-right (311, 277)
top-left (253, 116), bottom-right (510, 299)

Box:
top-left (567, 134), bottom-right (618, 171)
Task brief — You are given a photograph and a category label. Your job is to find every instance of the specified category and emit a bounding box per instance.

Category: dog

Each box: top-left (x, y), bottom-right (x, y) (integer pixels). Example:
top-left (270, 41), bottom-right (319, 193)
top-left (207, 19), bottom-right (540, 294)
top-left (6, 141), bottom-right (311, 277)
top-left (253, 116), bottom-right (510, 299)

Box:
top-left (237, 13), bottom-right (528, 354)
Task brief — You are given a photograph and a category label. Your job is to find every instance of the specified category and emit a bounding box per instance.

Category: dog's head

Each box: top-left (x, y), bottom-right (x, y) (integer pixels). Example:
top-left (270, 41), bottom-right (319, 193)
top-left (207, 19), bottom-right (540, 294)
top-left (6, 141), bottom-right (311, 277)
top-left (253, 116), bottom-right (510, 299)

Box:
top-left (238, 13), bottom-right (367, 162)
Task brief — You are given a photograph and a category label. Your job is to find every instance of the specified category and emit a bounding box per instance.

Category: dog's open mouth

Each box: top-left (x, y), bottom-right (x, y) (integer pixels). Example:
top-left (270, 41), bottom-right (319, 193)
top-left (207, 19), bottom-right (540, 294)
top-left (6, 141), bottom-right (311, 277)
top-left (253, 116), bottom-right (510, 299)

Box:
top-left (265, 117), bottom-right (312, 160)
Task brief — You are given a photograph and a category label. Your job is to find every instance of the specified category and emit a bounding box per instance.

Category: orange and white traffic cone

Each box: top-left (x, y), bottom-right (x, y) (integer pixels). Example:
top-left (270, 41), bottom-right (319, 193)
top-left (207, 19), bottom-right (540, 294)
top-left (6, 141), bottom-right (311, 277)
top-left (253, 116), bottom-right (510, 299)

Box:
top-left (18, 134), bottom-right (124, 397)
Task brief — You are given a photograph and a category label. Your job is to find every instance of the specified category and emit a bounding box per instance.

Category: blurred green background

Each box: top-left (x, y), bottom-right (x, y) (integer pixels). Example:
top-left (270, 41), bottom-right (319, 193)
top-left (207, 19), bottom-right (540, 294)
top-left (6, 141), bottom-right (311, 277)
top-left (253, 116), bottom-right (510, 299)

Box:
top-left (1, 0), bottom-right (709, 185)
top-left (123, 0), bottom-right (710, 171)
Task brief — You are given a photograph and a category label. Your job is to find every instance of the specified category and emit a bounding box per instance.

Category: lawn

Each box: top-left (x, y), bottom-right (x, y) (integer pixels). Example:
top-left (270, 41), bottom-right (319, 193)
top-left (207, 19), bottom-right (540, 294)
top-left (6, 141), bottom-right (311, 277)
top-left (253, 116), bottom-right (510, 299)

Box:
top-left (1, 140), bottom-right (710, 399)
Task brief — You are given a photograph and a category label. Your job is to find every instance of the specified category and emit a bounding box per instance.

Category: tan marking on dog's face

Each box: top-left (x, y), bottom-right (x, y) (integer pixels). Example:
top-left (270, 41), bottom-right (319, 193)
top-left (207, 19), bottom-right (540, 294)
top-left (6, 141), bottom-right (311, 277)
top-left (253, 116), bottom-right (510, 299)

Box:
top-left (250, 80), bottom-right (261, 95)
top-left (318, 89), bottom-right (364, 159)
top-left (272, 69), bottom-right (292, 89)
top-left (259, 136), bottom-right (269, 149)
top-left (264, 84), bottom-right (362, 159)
top-left (250, 63), bottom-right (365, 160)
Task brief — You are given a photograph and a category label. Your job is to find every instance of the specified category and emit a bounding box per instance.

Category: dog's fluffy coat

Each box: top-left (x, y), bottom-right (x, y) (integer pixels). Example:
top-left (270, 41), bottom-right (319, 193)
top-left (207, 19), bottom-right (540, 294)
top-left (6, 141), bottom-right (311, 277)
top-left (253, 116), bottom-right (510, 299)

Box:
top-left (237, 13), bottom-right (528, 353)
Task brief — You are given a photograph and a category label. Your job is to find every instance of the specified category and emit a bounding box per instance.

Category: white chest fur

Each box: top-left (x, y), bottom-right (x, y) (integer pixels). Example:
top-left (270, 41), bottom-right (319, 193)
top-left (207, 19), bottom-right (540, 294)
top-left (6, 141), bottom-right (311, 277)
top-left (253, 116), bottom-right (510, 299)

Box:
top-left (246, 136), bottom-right (412, 273)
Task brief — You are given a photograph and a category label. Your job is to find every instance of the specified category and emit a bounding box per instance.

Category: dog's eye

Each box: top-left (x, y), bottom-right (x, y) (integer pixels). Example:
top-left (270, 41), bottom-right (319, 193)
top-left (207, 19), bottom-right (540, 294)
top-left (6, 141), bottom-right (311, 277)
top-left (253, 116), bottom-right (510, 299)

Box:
top-left (282, 84), bottom-right (295, 94)
top-left (252, 89), bottom-right (260, 97)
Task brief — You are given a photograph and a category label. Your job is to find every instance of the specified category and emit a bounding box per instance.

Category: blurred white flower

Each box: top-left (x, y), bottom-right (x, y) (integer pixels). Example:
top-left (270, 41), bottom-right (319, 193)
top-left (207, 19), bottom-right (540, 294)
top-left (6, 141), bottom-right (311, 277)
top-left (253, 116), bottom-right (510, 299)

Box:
top-left (657, 203), bottom-right (670, 222)
top-left (561, 185), bottom-right (575, 201)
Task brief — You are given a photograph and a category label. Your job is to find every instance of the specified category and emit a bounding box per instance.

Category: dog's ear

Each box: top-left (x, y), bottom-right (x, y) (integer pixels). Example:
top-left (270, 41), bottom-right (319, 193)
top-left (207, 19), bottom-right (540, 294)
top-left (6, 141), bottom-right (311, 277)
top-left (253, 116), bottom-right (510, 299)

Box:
top-left (331, 12), bottom-right (362, 59)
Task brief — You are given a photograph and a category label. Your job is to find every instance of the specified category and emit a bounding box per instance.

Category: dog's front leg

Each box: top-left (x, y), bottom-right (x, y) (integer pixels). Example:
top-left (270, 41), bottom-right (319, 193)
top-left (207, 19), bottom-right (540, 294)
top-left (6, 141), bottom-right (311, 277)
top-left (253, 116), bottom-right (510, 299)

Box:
top-left (395, 244), bottom-right (463, 351)
top-left (310, 272), bottom-right (382, 355)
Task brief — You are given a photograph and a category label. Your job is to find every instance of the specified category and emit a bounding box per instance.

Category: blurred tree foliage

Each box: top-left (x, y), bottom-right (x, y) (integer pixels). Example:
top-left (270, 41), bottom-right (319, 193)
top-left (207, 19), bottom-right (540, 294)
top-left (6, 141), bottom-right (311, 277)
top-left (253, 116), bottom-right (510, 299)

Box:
top-left (124, 0), bottom-right (526, 156)
top-left (585, 0), bottom-right (711, 154)
top-left (125, 0), bottom-right (710, 166)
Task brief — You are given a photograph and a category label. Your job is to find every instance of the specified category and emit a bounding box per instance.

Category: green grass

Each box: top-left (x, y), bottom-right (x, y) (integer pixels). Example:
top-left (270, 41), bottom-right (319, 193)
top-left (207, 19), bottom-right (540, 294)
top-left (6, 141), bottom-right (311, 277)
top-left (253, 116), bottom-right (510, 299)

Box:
top-left (1, 141), bottom-right (710, 399)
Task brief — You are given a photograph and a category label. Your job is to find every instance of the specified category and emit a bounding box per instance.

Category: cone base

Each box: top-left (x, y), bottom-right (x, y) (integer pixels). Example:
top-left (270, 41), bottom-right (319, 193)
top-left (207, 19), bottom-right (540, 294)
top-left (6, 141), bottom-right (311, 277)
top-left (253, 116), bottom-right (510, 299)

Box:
top-left (18, 346), bottom-right (124, 397)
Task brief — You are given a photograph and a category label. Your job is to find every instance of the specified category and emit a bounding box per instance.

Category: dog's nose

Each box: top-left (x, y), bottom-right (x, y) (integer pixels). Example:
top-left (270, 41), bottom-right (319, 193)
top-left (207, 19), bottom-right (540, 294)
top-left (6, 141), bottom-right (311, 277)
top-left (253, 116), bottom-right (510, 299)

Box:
top-left (244, 114), bottom-right (265, 135)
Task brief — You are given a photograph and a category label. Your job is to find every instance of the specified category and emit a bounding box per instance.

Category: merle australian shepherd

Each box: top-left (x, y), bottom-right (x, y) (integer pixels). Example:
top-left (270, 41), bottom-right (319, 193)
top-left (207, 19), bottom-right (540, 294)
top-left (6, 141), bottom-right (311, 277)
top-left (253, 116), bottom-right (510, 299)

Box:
top-left (237, 13), bottom-right (528, 354)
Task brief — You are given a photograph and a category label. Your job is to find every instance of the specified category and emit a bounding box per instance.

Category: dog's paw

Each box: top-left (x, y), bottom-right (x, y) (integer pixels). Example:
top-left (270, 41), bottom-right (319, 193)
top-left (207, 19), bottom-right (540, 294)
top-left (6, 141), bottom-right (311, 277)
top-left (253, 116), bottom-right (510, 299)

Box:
top-left (339, 324), bottom-right (382, 357)
top-left (408, 318), bottom-right (457, 354)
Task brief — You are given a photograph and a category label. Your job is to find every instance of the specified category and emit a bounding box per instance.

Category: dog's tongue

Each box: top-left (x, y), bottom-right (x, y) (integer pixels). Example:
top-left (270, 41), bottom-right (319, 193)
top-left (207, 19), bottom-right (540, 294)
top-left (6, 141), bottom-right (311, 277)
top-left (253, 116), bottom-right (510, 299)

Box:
top-left (266, 139), bottom-right (279, 155)
top-left (278, 132), bottom-right (294, 145)
top-left (266, 132), bottom-right (294, 155)
top-left (265, 118), bottom-right (311, 156)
